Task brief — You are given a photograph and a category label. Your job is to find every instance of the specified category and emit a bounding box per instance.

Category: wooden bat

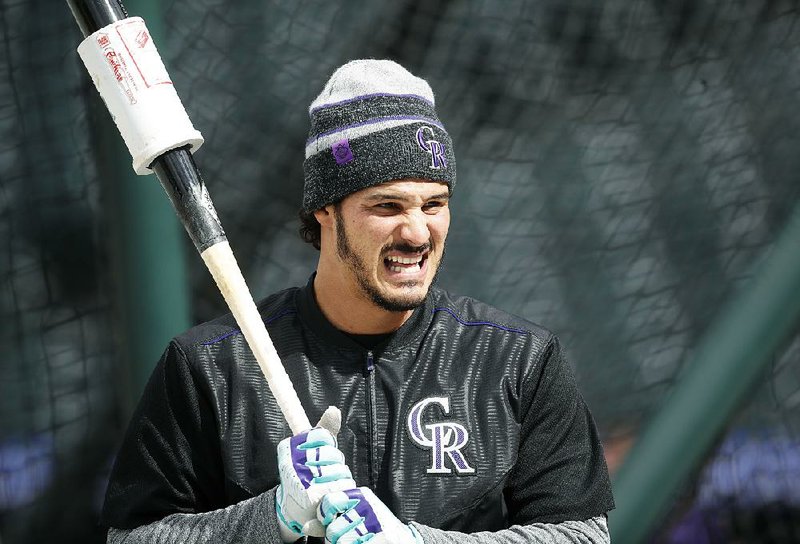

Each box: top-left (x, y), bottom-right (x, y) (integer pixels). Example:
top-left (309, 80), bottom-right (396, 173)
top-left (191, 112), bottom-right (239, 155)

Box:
top-left (67, 0), bottom-right (313, 434)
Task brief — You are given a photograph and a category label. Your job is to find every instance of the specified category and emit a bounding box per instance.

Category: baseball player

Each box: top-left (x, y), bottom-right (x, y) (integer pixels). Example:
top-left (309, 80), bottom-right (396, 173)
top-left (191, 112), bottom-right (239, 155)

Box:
top-left (101, 59), bottom-right (615, 543)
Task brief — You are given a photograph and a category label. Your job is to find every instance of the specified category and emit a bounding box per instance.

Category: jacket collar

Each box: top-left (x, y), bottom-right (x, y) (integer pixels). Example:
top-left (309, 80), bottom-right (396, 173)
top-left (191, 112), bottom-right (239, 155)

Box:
top-left (295, 273), bottom-right (436, 354)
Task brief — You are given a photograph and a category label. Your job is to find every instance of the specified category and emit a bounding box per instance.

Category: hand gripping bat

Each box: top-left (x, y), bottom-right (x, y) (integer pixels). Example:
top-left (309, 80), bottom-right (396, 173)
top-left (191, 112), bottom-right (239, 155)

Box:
top-left (67, 0), bottom-right (320, 435)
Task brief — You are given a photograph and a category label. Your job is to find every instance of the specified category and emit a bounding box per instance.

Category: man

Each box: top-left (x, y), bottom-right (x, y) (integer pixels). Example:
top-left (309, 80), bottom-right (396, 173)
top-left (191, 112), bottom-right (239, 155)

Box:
top-left (101, 59), bottom-right (614, 543)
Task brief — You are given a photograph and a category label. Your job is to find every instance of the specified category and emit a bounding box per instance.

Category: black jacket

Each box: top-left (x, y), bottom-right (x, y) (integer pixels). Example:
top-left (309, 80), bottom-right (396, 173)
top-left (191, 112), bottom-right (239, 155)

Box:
top-left (102, 278), bottom-right (614, 532)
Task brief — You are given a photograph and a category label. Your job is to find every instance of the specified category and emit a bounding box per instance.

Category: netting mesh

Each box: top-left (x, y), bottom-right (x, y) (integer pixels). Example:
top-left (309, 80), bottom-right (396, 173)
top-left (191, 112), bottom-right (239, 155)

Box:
top-left (1, 0), bottom-right (799, 542)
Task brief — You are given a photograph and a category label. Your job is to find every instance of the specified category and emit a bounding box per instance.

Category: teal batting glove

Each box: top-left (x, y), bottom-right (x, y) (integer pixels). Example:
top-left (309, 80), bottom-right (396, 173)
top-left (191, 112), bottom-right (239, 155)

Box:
top-left (317, 487), bottom-right (423, 544)
top-left (275, 407), bottom-right (356, 542)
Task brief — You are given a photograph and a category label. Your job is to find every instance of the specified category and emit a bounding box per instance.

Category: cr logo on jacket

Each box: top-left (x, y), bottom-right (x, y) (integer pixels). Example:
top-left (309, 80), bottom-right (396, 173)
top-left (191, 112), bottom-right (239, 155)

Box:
top-left (407, 397), bottom-right (475, 475)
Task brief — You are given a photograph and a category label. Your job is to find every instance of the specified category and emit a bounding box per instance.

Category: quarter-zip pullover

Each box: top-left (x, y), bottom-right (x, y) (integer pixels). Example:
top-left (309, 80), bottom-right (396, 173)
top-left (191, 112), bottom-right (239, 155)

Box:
top-left (101, 276), bottom-right (614, 533)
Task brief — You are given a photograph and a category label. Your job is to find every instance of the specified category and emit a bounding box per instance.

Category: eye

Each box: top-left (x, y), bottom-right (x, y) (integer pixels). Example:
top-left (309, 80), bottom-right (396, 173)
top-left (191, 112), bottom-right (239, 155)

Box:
top-left (423, 200), bottom-right (446, 212)
top-left (374, 202), bottom-right (401, 212)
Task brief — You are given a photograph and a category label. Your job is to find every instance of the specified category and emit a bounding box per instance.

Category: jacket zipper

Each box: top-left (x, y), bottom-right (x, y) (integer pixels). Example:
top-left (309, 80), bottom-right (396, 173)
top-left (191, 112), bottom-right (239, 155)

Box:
top-left (365, 350), bottom-right (377, 489)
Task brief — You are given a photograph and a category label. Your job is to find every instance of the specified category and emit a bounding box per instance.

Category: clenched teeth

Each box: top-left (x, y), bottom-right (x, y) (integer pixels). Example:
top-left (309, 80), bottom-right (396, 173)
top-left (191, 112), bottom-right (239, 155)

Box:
top-left (386, 255), bottom-right (423, 265)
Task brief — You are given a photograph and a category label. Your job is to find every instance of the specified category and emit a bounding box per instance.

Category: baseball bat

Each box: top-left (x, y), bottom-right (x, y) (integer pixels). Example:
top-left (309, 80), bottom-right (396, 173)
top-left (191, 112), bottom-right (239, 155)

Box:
top-left (67, 0), bottom-right (313, 434)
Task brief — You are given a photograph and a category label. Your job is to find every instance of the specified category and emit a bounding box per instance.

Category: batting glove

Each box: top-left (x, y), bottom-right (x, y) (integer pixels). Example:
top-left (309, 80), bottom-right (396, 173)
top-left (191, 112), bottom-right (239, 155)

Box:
top-left (276, 407), bottom-right (356, 542)
top-left (317, 487), bottom-right (424, 544)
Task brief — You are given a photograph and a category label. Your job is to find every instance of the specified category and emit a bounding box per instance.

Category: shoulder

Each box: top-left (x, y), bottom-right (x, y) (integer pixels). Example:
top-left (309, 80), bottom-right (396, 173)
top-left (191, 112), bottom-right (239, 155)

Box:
top-left (171, 286), bottom-right (301, 352)
top-left (428, 286), bottom-right (553, 343)
top-left (425, 286), bottom-right (561, 380)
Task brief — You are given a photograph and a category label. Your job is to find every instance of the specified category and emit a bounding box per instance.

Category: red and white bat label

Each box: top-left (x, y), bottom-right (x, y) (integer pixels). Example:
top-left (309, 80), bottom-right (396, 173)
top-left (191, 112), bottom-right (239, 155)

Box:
top-left (77, 17), bottom-right (203, 175)
top-left (93, 30), bottom-right (140, 105)
top-left (114, 19), bottom-right (171, 88)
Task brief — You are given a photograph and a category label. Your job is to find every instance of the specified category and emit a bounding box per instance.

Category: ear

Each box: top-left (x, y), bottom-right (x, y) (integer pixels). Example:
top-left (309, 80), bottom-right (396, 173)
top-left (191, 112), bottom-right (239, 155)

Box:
top-left (314, 205), bottom-right (335, 229)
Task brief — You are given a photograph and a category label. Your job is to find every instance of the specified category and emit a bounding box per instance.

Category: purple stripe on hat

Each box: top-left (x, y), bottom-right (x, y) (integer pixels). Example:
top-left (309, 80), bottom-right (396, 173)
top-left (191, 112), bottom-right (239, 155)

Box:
top-left (306, 115), bottom-right (445, 146)
top-left (290, 433), bottom-right (316, 488)
top-left (310, 92), bottom-right (434, 114)
top-left (345, 489), bottom-right (382, 535)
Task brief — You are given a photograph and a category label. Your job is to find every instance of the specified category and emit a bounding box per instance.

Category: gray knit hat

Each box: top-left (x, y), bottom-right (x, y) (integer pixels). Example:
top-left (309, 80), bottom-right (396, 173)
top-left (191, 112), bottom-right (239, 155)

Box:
top-left (302, 59), bottom-right (456, 212)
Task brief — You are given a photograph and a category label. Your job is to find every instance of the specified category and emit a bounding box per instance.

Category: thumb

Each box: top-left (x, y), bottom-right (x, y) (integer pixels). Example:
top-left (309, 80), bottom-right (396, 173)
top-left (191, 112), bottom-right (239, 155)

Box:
top-left (315, 405), bottom-right (341, 437)
top-left (303, 519), bottom-right (326, 538)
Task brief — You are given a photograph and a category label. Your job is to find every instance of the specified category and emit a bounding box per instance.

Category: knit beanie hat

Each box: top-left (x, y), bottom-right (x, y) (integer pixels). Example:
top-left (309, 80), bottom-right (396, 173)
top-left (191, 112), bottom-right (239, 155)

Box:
top-left (302, 59), bottom-right (456, 212)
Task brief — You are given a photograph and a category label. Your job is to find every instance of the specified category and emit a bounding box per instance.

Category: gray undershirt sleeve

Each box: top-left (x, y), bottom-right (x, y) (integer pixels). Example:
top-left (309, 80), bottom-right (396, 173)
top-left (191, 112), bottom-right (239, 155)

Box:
top-left (106, 488), bottom-right (282, 544)
top-left (413, 516), bottom-right (610, 544)
top-left (106, 487), bottom-right (608, 544)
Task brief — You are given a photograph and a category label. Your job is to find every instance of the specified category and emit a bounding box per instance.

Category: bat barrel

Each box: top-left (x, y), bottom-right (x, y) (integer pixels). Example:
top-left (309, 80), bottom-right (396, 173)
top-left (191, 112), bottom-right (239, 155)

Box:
top-left (67, 0), bottom-right (226, 253)
top-left (67, 0), bottom-right (127, 37)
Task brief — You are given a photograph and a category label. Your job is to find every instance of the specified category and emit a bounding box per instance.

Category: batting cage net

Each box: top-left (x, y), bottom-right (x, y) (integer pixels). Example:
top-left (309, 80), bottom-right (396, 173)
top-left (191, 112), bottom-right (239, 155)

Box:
top-left (1, 0), bottom-right (799, 542)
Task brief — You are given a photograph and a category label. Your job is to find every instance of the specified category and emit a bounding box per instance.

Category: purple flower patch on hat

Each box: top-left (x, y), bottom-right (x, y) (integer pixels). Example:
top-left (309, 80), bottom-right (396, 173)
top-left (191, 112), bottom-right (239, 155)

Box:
top-left (331, 139), bottom-right (354, 165)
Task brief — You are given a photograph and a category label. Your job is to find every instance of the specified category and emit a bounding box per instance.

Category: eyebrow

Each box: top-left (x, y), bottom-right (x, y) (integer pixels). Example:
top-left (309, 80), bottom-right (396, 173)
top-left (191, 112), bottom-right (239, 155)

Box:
top-left (364, 191), bottom-right (450, 202)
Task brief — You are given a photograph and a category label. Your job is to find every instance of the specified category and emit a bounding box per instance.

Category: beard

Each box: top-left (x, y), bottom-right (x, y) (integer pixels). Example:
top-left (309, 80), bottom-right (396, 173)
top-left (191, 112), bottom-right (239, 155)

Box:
top-left (334, 207), bottom-right (442, 312)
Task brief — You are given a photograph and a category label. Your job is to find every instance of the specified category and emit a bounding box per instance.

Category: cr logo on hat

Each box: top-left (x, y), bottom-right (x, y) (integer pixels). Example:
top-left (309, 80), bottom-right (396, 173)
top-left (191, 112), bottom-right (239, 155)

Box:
top-left (416, 125), bottom-right (447, 170)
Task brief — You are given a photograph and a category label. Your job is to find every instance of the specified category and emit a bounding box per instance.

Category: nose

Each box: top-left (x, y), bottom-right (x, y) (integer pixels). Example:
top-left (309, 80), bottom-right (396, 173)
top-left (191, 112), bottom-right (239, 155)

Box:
top-left (399, 209), bottom-right (430, 248)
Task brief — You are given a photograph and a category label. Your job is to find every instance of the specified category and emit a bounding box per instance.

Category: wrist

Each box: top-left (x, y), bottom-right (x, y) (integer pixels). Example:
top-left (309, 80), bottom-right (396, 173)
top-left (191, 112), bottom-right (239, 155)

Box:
top-left (275, 485), bottom-right (303, 543)
top-left (408, 523), bottom-right (424, 544)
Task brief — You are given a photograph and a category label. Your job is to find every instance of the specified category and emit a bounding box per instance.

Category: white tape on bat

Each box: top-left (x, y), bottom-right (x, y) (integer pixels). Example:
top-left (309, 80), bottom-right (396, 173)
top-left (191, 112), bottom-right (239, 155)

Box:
top-left (77, 17), bottom-right (203, 175)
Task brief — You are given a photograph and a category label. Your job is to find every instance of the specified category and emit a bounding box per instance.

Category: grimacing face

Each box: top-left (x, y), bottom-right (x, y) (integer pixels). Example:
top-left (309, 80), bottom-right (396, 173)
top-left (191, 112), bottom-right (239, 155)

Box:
top-left (332, 180), bottom-right (450, 312)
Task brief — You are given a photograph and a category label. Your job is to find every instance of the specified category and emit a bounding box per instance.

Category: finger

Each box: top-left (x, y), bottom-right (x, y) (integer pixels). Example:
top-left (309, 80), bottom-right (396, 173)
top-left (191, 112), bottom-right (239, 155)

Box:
top-left (317, 491), bottom-right (359, 526)
top-left (326, 508), bottom-right (370, 544)
top-left (315, 405), bottom-right (342, 437)
top-left (304, 445), bottom-right (350, 484)
top-left (307, 444), bottom-right (346, 465)
top-left (298, 428), bottom-right (336, 450)
top-left (312, 465), bottom-right (353, 485)
top-left (303, 519), bottom-right (326, 538)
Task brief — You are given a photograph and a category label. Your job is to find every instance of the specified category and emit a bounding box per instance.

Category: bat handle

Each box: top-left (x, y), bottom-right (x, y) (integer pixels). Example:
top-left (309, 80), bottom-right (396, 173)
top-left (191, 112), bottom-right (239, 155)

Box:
top-left (152, 150), bottom-right (312, 434)
top-left (201, 241), bottom-right (312, 434)
top-left (150, 148), bottom-right (227, 252)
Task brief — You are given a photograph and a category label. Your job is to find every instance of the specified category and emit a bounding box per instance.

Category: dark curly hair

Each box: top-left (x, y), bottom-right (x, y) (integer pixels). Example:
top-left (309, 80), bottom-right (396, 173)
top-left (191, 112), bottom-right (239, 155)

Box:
top-left (298, 208), bottom-right (321, 250)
